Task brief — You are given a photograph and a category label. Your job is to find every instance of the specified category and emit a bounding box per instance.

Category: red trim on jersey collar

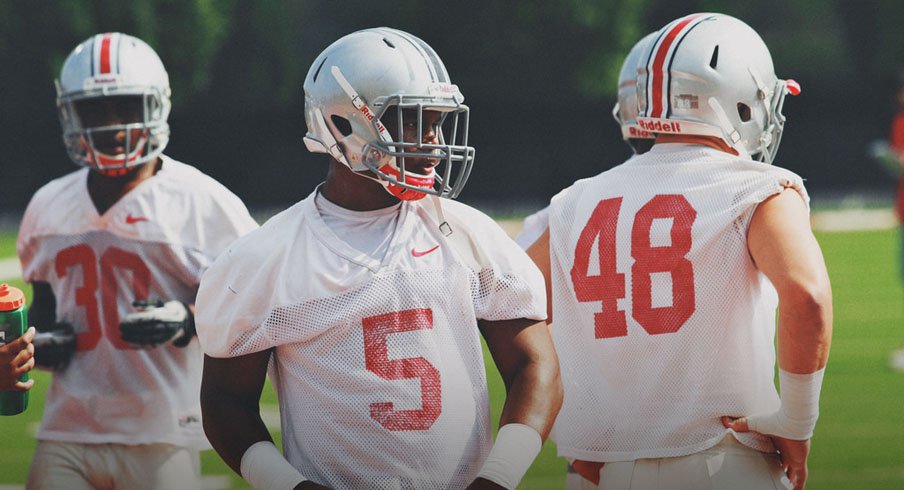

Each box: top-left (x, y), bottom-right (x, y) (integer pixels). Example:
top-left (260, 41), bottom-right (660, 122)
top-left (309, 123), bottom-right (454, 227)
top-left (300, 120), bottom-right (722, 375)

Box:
top-left (655, 134), bottom-right (739, 155)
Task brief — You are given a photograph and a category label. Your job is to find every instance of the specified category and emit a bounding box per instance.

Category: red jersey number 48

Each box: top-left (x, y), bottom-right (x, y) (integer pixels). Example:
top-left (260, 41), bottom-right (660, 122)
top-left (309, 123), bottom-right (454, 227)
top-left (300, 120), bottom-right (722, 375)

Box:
top-left (571, 195), bottom-right (697, 339)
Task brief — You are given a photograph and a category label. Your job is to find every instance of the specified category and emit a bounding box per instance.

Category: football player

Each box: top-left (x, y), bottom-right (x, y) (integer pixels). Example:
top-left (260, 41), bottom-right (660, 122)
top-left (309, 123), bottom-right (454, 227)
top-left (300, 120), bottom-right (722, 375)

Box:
top-left (527, 13), bottom-right (832, 490)
top-left (515, 32), bottom-right (656, 250)
top-left (515, 32), bottom-right (659, 490)
top-left (17, 33), bottom-right (258, 489)
top-left (196, 27), bottom-right (562, 490)
top-left (516, 32), bottom-right (657, 490)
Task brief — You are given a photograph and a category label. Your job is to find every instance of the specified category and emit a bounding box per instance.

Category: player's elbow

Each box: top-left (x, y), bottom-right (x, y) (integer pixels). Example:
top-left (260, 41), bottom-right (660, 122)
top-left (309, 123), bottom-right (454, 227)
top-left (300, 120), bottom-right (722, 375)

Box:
top-left (779, 276), bottom-right (833, 333)
top-left (539, 346), bottom-right (564, 411)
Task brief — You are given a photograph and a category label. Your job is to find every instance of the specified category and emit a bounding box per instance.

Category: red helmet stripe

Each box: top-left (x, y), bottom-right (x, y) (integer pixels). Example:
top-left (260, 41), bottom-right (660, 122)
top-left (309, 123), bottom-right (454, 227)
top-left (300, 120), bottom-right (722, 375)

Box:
top-left (99, 33), bottom-right (113, 74)
top-left (646, 14), bottom-right (710, 118)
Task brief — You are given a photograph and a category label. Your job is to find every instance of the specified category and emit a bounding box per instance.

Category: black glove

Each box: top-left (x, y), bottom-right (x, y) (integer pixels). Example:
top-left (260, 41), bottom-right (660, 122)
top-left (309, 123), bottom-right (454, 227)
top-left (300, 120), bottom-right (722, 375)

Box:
top-left (33, 323), bottom-right (77, 371)
top-left (119, 300), bottom-right (195, 348)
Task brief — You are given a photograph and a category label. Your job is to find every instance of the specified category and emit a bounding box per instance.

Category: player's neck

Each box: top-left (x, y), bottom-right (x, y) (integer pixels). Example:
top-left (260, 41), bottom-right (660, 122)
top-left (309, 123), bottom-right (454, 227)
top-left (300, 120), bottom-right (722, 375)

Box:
top-left (87, 158), bottom-right (161, 215)
top-left (320, 160), bottom-right (400, 211)
top-left (655, 134), bottom-right (739, 156)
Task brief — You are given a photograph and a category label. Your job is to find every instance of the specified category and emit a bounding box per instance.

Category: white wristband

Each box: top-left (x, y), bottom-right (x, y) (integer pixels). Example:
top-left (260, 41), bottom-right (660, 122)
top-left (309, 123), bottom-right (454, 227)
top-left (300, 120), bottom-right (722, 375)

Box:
top-left (477, 423), bottom-right (543, 489)
top-left (240, 441), bottom-right (307, 490)
top-left (747, 368), bottom-right (825, 440)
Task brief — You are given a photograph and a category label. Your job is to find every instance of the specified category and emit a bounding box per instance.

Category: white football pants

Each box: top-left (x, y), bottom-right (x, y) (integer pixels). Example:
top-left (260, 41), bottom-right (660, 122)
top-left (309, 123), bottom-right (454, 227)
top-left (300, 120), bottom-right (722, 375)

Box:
top-left (26, 440), bottom-right (200, 490)
top-left (572, 435), bottom-right (792, 490)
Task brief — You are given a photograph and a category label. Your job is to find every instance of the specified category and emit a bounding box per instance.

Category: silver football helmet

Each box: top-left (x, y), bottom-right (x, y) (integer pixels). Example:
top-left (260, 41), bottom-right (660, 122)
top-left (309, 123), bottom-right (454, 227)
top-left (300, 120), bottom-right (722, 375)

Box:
top-left (56, 32), bottom-right (171, 174)
top-left (612, 32), bottom-right (657, 153)
top-left (303, 27), bottom-right (474, 201)
top-left (636, 13), bottom-right (800, 163)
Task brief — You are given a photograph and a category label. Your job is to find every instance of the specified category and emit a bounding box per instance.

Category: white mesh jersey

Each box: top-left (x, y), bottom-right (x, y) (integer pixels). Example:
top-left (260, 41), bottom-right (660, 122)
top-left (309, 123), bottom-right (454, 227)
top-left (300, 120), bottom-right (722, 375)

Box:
top-left (548, 143), bottom-right (809, 462)
top-left (196, 191), bottom-right (546, 490)
top-left (514, 206), bottom-right (550, 250)
top-left (17, 156), bottom-right (258, 447)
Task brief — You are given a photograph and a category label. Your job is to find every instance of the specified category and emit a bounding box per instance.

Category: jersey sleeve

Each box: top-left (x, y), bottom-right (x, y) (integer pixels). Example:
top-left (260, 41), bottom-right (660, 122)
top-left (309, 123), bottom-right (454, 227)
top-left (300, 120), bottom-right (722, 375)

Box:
top-left (747, 166), bottom-right (809, 211)
top-left (449, 203), bottom-right (547, 323)
top-left (194, 232), bottom-right (279, 358)
top-left (514, 206), bottom-right (550, 251)
top-left (16, 185), bottom-right (55, 283)
top-left (721, 163), bottom-right (810, 243)
top-left (194, 182), bottom-right (259, 276)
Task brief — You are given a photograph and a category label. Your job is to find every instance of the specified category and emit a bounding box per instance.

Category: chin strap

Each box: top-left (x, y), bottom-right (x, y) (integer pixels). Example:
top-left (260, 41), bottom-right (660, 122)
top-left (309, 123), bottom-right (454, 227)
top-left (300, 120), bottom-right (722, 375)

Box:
top-left (426, 195), bottom-right (489, 273)
top-left (303, 108), bottom-right (351, 166)
top-left (332, 65), bottom-right (393, 145)
top-left (428, 194), bottom-right (452, 236)
top-left (707, 97), bottom-right (743, 148)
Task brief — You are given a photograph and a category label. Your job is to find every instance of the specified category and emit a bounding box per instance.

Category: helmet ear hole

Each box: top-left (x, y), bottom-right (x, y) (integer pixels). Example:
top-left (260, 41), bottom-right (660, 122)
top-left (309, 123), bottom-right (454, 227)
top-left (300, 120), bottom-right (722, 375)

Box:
top-left (709, 45), bottom-right (719, 69)
top-left (331, 115), bottom-right (353, 136)
top-left (737, 103), bottom-right (752, 122)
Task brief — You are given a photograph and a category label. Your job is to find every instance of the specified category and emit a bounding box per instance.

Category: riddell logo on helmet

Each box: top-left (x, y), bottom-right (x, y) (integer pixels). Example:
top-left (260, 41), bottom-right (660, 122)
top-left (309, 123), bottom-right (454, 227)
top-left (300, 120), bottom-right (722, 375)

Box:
top-left (84, 75), bottom-right (122, 88)
top-left (359, 104), bottom-right (377, 122)
top-left (628, 127), bottom-right (653, 138)
top-left (357, 104), bottom-right (389, 134)
top-left (638, 119), bottom-right (683, 133)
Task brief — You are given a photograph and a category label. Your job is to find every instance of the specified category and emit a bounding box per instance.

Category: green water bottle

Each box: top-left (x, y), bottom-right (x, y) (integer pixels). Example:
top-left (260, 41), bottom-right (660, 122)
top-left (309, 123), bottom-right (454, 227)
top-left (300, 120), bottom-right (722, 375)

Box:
top-left (0, 283), bottom-right (28, 415)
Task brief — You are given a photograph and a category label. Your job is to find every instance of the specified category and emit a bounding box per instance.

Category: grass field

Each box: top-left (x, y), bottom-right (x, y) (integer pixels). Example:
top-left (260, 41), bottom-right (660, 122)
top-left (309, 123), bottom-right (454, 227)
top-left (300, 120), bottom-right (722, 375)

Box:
top-left (1, 227), bottom-right (903, 489)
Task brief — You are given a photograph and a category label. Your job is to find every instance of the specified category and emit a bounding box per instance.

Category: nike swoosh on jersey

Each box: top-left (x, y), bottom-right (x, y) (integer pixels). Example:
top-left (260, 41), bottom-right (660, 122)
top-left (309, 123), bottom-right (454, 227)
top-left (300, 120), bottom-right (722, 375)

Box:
top-left (125, 214), bottom-right (149, 224)
top-left (411, 245), bottom-right (440, 257)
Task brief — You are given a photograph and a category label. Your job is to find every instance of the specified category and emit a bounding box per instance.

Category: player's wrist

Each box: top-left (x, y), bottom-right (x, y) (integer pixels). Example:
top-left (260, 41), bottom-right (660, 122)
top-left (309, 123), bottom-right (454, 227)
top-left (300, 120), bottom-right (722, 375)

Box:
top-left (240, 441), bottom-right (307, 490)
top-left (32, 323), bottom-right (76, 371)
top-left (476, 423), bottom-right (542, 490)
top-left (748, 368), bottom-right (825, 440)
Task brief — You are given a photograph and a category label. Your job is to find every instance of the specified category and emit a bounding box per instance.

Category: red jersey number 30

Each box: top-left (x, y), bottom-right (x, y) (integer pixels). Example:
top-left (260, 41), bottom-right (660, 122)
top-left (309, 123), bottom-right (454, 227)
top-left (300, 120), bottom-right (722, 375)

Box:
top-left (571, 195), bottom-right (697, 339)
top-left (55, 245), bottom-right (151, 351)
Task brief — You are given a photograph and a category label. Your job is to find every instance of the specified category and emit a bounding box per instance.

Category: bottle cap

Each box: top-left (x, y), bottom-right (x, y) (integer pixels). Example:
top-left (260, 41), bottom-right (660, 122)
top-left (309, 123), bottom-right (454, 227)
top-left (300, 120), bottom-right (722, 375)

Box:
top-left (0, 283), bottom-right (25, 311)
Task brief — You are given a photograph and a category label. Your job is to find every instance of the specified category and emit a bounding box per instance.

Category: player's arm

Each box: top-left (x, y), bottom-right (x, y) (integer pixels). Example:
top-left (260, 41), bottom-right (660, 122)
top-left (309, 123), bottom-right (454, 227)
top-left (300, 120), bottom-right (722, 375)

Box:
top-left (723, 188), bottom-right (833, 490)
top-left (201, 350), bottom-right (273, 472)
top-left (29, 281), bottom-right (56, 332)
top-left (525, 227), bottom-right (553, 324)
top-left (751, 190), bottom-right (832, 374)
top-left (201, 351), bottom-right (328, 490)
top-left (470, 316), bottom-right (563, 490)
top-left (29, 281), bottom-right (76, 371)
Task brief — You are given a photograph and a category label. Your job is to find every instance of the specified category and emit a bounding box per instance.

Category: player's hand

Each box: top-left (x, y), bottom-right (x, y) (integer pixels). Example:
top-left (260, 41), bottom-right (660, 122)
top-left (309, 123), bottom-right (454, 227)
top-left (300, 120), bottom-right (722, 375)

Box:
top-left (33, 323), bottom-right (77, 372)
top-left (1, 326), bottom-right (36, 391)
top-left (294, 481), bottom-right (331, 489)
top-left (465, 478), bottom-right (507, 490)
top-left (120, 300), bottom-right (195, 348)
top-left (722, 415), bottom-right (810, 490)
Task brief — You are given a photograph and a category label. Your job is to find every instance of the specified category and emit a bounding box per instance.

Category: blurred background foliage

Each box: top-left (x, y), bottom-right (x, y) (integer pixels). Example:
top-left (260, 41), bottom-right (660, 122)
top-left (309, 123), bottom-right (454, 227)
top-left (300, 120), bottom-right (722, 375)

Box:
top-left (1, 0), bottom-right (903, 213)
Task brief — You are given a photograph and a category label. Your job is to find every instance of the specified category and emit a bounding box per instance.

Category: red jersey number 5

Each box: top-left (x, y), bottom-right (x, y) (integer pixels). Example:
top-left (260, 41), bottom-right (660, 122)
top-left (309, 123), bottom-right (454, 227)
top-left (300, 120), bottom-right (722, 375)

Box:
top-left (571, 195), bottom-right (697, 338)
top-left (363, 308), bottom-right (441, 431)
